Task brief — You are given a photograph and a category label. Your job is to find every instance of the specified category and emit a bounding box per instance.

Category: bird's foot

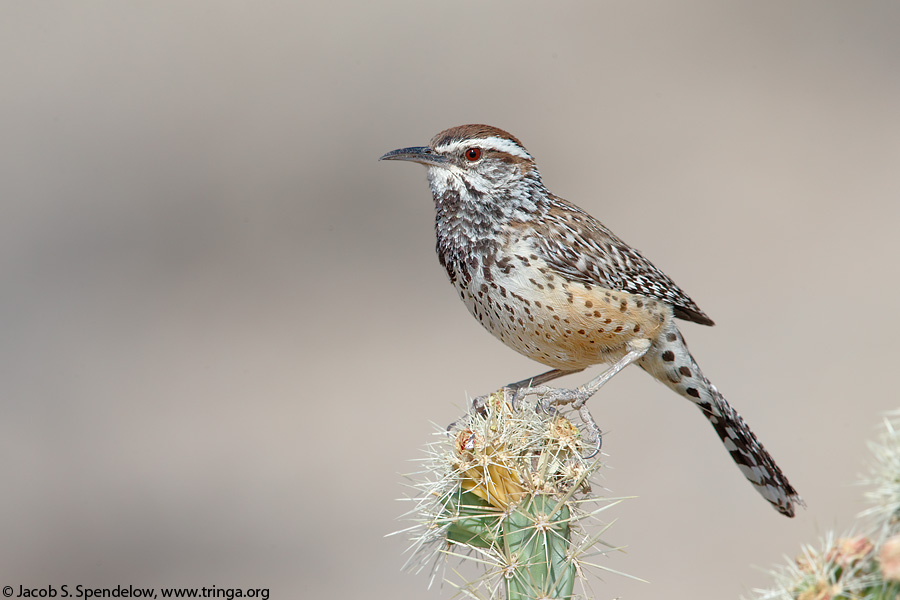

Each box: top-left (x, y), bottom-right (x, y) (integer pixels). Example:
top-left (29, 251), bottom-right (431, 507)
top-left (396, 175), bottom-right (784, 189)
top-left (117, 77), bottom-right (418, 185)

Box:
top-left (470, 387), bottom-right (517, 414)
top-left (470, 391), bottom-right (491, 415)
top-left (513, 384), bottom-right (602, 457)
top-left (446, 388), bottom-right (512, 432)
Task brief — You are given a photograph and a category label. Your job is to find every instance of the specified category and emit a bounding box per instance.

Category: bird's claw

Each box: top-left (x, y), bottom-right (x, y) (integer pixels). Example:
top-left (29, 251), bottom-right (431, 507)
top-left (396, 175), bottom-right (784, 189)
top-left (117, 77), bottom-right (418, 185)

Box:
top-left (578, 403), bottom-right (602, 457)
top-left (510, 385), bottom-right (602, 458)
top-left (470, 392), bottom-right (491, 415)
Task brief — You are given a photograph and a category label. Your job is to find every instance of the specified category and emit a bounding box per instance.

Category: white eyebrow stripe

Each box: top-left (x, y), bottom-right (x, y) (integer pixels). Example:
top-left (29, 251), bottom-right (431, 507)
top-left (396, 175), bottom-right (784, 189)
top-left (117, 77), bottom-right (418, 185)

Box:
top-left (436, 137), bottom-right (532, 160)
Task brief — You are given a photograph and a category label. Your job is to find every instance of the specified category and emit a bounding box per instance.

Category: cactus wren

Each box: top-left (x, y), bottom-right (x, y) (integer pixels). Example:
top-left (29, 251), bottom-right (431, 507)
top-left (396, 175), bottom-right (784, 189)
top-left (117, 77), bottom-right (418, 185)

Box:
top-left (380, 124), bottom-right (801, 517)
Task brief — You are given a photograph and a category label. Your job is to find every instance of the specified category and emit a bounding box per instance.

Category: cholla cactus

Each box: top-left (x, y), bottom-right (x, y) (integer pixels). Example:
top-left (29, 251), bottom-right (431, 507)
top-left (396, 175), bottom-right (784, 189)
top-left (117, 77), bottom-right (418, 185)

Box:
top-left (751, 411), bottom-right (900, 600)
top-left (398, 390), bottom-right (629, 599)
top-left (860, 411), bottom-right (900, 540)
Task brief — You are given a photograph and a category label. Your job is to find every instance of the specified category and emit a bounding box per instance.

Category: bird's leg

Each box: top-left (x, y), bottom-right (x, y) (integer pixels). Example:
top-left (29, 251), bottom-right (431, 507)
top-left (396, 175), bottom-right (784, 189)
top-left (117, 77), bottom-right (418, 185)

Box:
top-left (509, 367), bottom-right (582, 389)
top-left (520, 339), bottom-right (651, 409)
top-left (506, 368), bottom-right (583, 410)
top-left (516, 339), bottom-right (653, 454)
top-left (470, 368), bottom-right (582, 414)
top-left (467, 340), bottom-right (649, 451)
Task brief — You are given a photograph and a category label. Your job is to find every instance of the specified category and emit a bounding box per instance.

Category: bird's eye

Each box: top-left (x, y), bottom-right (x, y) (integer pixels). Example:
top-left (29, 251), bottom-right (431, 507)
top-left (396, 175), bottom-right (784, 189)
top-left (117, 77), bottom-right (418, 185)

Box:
top-left (465, 147), bottom-right (482, 161)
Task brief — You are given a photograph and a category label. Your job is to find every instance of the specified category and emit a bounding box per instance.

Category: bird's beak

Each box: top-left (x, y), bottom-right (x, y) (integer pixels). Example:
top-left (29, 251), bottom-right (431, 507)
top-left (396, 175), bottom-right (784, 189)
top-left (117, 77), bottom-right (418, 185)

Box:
top-left (379, 146), bottom-right (447, 167)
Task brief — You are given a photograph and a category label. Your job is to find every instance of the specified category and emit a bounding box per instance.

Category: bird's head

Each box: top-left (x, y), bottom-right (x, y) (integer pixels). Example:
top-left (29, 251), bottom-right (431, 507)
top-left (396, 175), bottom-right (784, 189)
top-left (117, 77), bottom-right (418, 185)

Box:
top-left (380, 124), bottom-right (542, 198)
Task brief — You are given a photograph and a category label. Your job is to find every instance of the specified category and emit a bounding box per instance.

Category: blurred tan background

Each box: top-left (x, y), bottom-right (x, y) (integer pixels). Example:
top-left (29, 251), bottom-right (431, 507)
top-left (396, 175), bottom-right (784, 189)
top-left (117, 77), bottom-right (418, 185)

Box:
top-left (2, 2), bottom-right (899, 598)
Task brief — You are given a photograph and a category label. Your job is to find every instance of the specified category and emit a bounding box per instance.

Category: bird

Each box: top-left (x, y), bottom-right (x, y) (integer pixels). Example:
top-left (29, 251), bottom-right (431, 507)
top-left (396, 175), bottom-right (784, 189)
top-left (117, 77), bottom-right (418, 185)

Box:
top-left (380, 124), bottom-right (802, 517)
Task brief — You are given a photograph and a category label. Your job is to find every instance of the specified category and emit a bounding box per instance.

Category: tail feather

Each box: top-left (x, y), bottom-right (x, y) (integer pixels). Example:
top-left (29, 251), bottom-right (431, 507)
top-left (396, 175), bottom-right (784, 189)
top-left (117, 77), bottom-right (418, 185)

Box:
top-left (701, 380), bottom-right (802, 517)
top-left (639, 323), bottom-right (802, 517)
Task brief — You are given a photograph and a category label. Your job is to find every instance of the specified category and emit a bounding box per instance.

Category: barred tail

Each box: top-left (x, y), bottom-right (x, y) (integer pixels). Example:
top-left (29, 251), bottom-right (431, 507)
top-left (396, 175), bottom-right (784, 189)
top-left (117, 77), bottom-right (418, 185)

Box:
top-left (639, 322), bottom-right (802, 517)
